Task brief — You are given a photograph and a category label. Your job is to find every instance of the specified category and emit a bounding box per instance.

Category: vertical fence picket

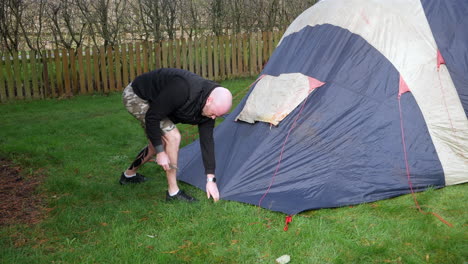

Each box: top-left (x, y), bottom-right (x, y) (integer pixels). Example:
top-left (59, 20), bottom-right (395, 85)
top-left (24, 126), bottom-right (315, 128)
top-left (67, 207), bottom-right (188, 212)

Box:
top-left (188, 38), bottom-right (194, 73)
top-left (99, 46), bottom-right (108, 93)
top-left (262, 32), bottom-right (268, 66)
top-left (128, 43), bottom-right (135, 81)
top-left (250, 34), bottom-right (257, 76)
top-left (207, 36), bottom-right (213, 79)
top-left (121, 44), bottom-right (129, 85)
top-left (135, 43), bottom-right (142, 76)
top-left (13, 51), bottom-right (23, 99)
top-left (70, 49), bottom-right (77, 94)
top-left (219, 36), bottom-right (225, 79)
top-left (142, 42), bottom-right (149, 73)
top-left (231, 34), bottom-right (237, 77)
top-left (181, 38), bottom-right (187, 70)
top-left (147, 42), bottom-right (154, 71)
top-left (47, 50), bottom-right (55, 97)
top-left (243, 34), bottom-right (249, 74)
top-left (77, 48), bottom-right (86, 94)
top-left (213, 37), bottom-right (219, 80)
top-left (5, 54), bottom-right (14, 100)
top-left (175, 39), bottom-right (181, 69)
top-left (63, 49), bottom-right (72, 95)
top-left (21, 50), bottom-right (31, 99)
top-left (237, 34), bottom-right (243, 76)
top-left (107, 46), bottom-right (115, 91)
top-left (30, 51), bottom-right (40, 98)
top-left (168, 40), bottom-right (174, 68)
top-left (161, 41), bottom-right (168, 68)
top-left (201, 37), bottom-right (207, 78)
top-left (225, 36), bottom-right (231, 78)
top-left (195, 38), bottom-right (200, 75)
top-left (257, 32), bottom-right (263, 73)
top-left (268, 32), bottom-right (273, 58)
top-left (154, 42), bottom-right (161, 69)
top-left (115, 45), bottom-right (122, 91)
top-left (93, 46), bottom-right (101, 92)
top-left (85, 47), bottom-right (93, 93)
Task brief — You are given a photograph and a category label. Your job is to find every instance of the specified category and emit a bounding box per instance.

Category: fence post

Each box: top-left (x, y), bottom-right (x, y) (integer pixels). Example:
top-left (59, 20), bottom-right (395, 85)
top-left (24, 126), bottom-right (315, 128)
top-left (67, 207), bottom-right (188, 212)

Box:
top-left (107, 46), bottom-right (115, 91)
top-left (47, 50), bottom-right (56, 97)
top-left (249, 33), bottom-right (257, 76)
top-left (231, 34), bottom-right (237, 77)
top-left (188, 37), bottom-right (194, 73)
top-left (142, 42), bottom-right (149, 73)
top-left (135, 42), bottom-right (142, 76)
top-left (77, 47), bottom-right (86, 94)
top-left (85, 47), bottom-right (93, 93)
top-left (121, 44), bottom-right (129, 85)
top-left (30, 50), bottom-right (40, 99)
top-left (213, 36), bottom-right (219, 80)
top-left (128, 43), bottom-right (135, 81)
top-left (225, 35), bottom-right (231, 78)
top-left (181, 38), bottom-right (187, 70)
top-left (201, 36), bottom-right (207, 78)
top-left (99, 46), bottom-right (108, 93)
top-left (175, 39), bottom-right (181, 69)
top-left (219, 36), bottom-right (225, 79)
top-left (243, 34), bottom-right (249, 74)
top-left (70, 49), bottom-right (77, 94)
top-left (13, 51), bottom-right (22, 99)
top-left (154, 42), bottom-right (161, 69)
top-left (115, 45), bottom-right (122, 91)
top-left (92, 46), bottom-right (100, 92)
top-left (21, 50), bottom-right (31, 99)
top-left (237, 34), bottom-right (243, 76)
top-left (5, 53), bottom-right (14, 100)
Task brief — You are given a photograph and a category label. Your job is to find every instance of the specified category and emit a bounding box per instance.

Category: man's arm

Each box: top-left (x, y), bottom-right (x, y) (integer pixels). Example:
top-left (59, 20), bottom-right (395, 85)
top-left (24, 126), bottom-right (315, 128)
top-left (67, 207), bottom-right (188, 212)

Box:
top-left (198, 119), bottom-right (219, 201)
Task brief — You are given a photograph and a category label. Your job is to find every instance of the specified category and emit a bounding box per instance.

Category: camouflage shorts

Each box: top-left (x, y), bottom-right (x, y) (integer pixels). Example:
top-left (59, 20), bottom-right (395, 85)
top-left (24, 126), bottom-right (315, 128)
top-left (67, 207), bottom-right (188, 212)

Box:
top-left (122, 83), bottom-right (176, 134)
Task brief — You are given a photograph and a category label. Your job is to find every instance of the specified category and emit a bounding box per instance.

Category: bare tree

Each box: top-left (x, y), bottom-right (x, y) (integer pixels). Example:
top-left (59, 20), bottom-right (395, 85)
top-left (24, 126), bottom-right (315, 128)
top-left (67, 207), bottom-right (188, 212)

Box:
top-left (76, 0), bottom-right (128, 47)
top-left (161, 0), bottom-right (178, 39)
top-left (47, 0), bottom-right (86, 49)
top-left (132, 0), bottom-right (163, 42)
top-left (179, 0), bottom-right (202, 39)
top-left (208, 0), bottom-right (225, 36)
top-left (0, 0), bottom-right (22, 54)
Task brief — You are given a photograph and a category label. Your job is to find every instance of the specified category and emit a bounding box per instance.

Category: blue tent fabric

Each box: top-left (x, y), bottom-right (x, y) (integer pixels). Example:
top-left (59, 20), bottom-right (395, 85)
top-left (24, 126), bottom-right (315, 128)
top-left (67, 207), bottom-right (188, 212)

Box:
top-left (420, 0), bottom-right (468, 117)
top-left (177, 24), bottom-right (445, 215)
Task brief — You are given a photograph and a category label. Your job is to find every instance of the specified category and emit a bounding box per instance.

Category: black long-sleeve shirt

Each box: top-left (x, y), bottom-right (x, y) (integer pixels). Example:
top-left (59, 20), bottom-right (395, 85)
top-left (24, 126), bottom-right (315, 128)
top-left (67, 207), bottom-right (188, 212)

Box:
top-left (131, 68), bottom-right (219, 174)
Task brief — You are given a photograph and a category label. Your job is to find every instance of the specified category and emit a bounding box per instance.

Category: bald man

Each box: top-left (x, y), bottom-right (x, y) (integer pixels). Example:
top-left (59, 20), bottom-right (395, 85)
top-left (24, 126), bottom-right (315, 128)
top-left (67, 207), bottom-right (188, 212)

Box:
top-left (121, 68), bottom-right (232, 202)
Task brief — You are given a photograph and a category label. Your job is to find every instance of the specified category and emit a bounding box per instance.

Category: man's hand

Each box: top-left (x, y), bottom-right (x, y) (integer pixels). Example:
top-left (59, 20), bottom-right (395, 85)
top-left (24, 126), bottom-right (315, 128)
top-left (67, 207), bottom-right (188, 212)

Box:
top-left (206, 174), bottom-right (219, 202)
top-left (156, 151), bottom-right (170, 171)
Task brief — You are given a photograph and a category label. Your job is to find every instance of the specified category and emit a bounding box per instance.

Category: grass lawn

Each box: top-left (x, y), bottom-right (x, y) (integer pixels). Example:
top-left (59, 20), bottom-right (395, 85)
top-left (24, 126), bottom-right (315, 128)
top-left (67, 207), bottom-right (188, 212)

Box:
top-left (0, 77), bottom-right (466, 263)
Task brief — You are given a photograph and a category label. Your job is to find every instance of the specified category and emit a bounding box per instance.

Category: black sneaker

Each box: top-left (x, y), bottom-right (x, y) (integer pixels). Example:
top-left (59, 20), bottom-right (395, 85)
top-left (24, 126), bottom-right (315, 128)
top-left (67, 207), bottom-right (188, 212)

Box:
top-left (166, 190), bottom-right (197, 202)
top-left (119, 172), bottom-right (149, 185)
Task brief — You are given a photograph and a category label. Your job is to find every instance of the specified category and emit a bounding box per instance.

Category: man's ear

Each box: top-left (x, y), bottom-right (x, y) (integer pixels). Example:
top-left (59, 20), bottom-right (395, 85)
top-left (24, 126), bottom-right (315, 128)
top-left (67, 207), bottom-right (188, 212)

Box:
top-left (206, 96), bottom-right (213, 105)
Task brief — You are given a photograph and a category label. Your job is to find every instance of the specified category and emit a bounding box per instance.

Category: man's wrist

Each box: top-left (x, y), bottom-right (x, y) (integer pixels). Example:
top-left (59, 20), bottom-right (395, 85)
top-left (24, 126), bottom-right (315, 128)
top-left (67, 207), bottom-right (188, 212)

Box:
top-left (207, 174), bottom-right (216, 183)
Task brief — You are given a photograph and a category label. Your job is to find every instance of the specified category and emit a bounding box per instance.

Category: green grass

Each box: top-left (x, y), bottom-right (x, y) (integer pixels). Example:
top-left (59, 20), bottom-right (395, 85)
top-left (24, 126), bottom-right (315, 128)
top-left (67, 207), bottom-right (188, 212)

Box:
top-left (0, 77), bottom-right (467, 263)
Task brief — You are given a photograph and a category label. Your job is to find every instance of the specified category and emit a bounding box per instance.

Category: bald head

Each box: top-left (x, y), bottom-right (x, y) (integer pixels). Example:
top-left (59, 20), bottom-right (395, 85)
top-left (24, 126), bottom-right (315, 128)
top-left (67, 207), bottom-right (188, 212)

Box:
top-left (202, 87), bottom-right (233, 119)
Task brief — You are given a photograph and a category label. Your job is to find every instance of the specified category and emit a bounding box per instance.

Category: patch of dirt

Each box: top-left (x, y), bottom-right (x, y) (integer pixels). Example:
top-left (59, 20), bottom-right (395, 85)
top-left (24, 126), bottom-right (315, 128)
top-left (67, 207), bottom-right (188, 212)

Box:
top-left (0, 158), bottom-right (46, 226)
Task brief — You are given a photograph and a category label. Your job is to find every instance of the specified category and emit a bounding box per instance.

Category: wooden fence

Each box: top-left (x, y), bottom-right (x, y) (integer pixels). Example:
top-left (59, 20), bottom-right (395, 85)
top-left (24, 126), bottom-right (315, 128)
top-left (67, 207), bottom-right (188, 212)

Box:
top-left (0, 31), bottom-right (284, 102)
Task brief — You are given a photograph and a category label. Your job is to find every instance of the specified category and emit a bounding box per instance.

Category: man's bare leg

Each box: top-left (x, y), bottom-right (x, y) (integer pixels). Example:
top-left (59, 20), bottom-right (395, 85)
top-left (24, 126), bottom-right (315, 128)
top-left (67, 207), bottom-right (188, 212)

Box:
top-left (125, 144), bottom-right (156, 176)
top-left (161, 128), bottom-right (181, 194)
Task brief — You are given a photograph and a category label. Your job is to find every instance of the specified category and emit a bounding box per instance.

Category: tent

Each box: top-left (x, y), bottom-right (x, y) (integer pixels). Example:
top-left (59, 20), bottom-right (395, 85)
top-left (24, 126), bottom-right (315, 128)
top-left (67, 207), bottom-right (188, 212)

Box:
top-left (177, 0), bottom-right (468, 215)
